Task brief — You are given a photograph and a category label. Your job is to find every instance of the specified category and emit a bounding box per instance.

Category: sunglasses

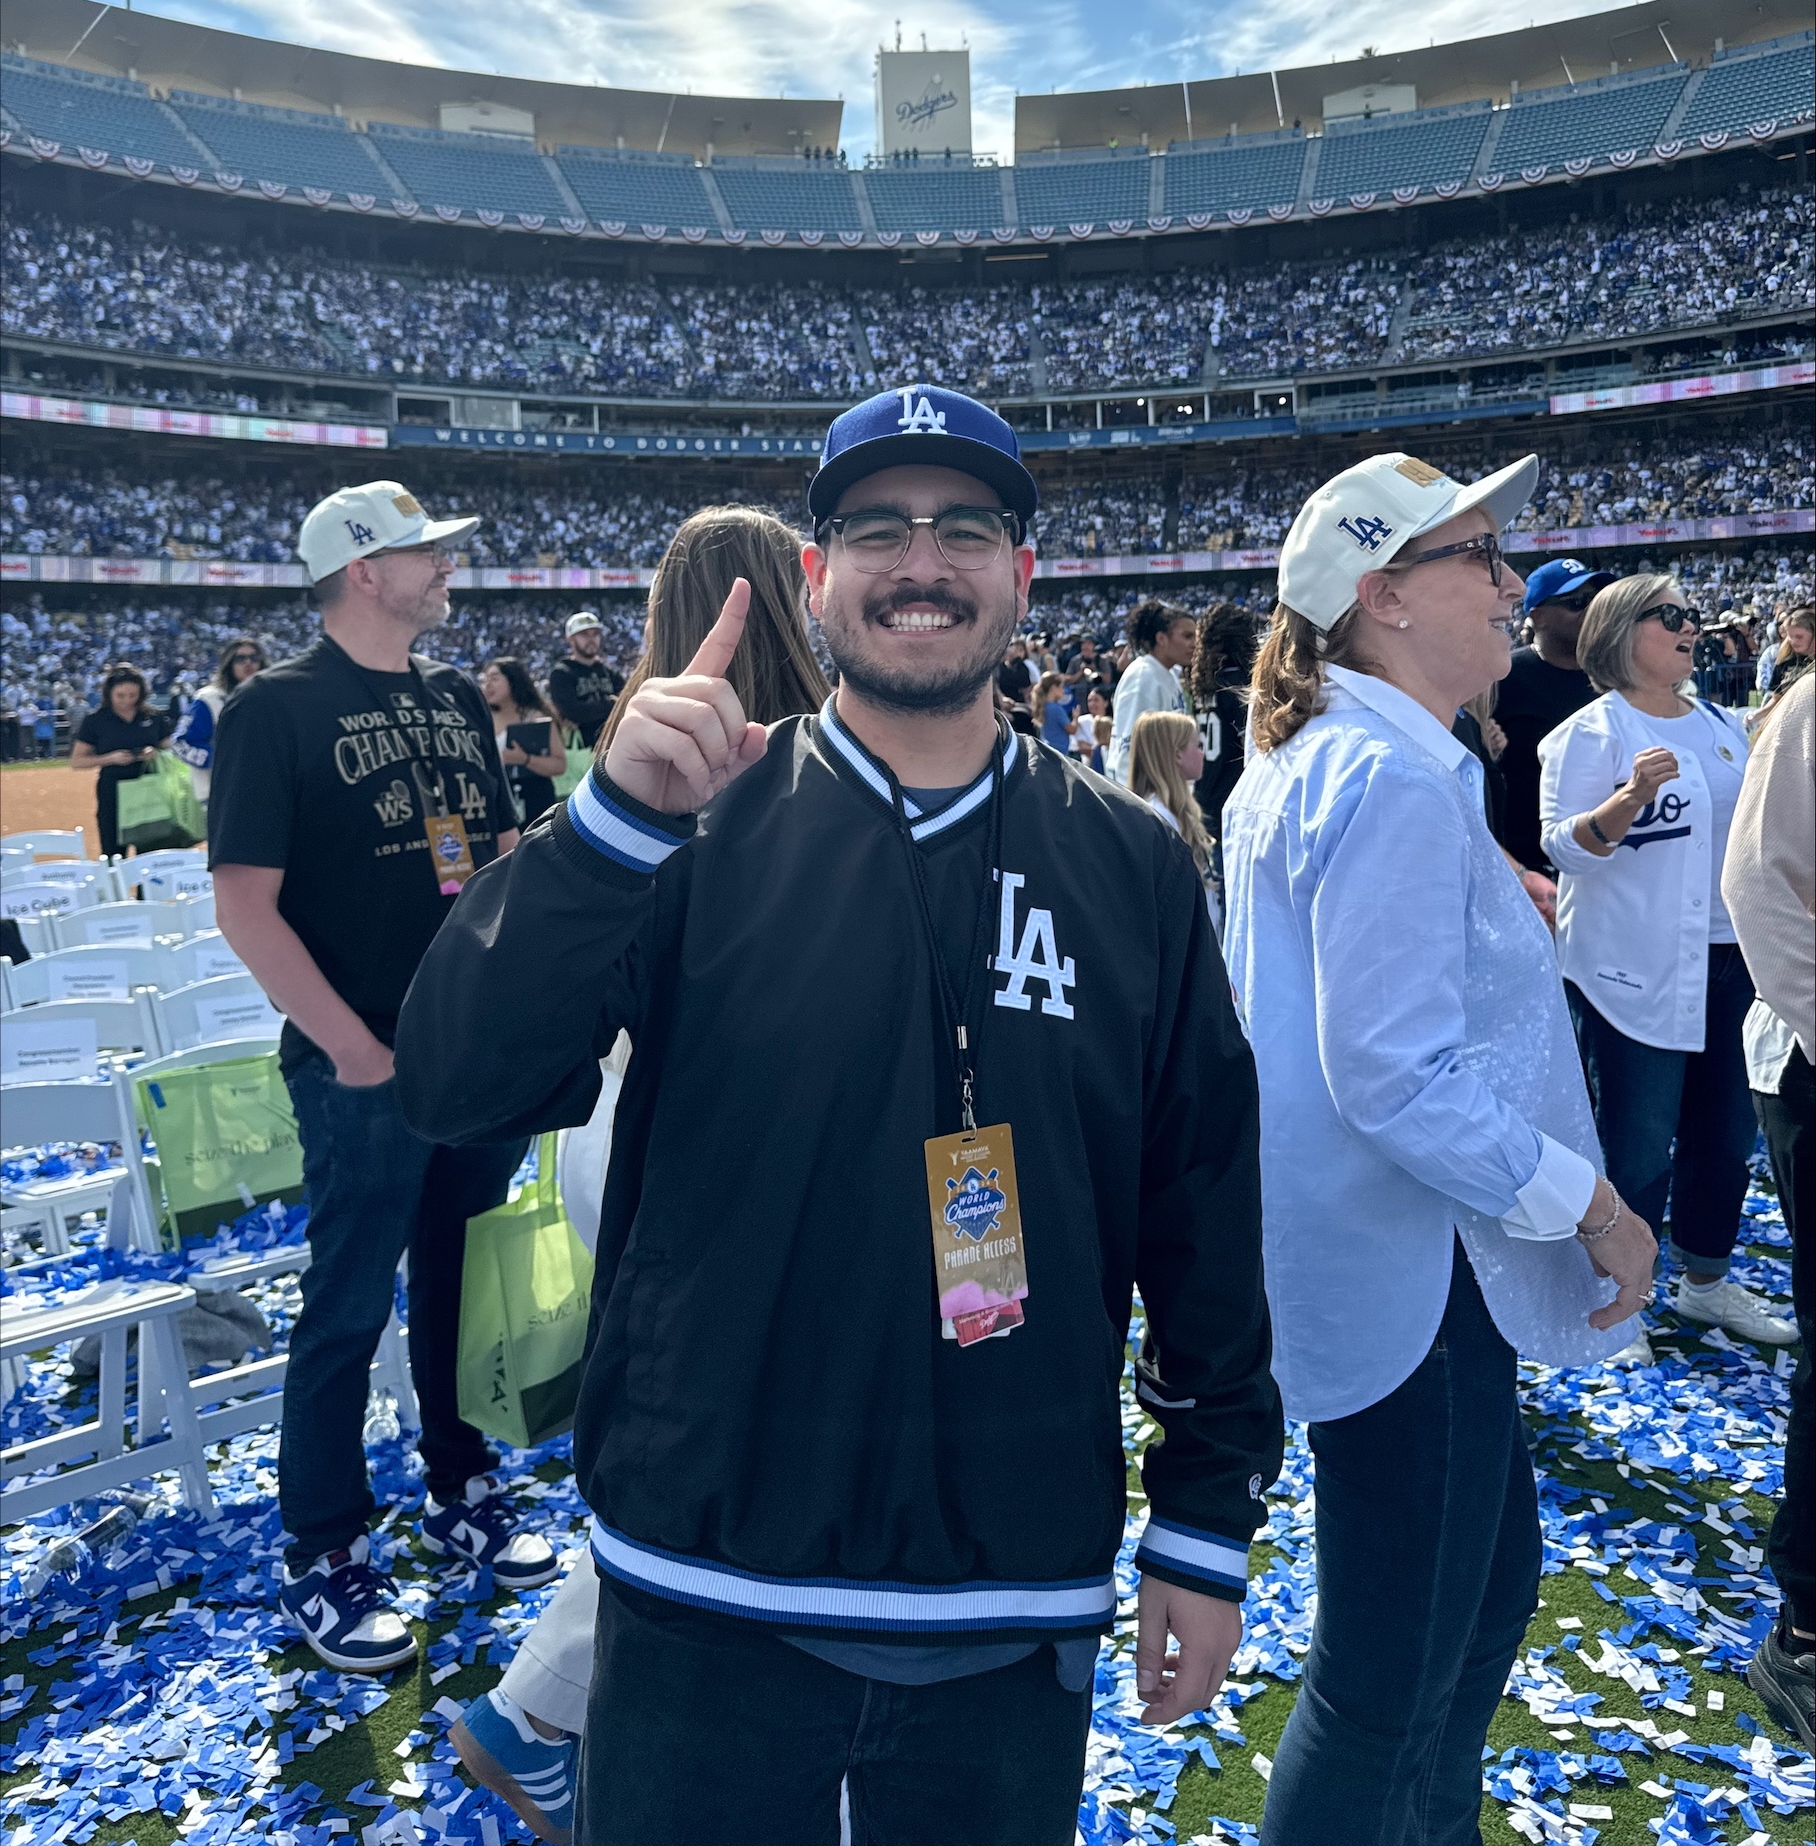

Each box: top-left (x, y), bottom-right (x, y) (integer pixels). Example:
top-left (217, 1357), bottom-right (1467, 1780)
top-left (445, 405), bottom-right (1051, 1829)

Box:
top-left (1635, 603), bottom-right (1702, 634)
top-left (1393, 531), bottom-right (1506, 589)
top-left (229, 652), bottom-right (263, 665)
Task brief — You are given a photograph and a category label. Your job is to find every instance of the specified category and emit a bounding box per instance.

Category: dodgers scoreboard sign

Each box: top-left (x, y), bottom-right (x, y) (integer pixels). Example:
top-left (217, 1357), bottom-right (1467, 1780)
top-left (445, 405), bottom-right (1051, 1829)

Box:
top-left (876, 49), bottom-right (972, 157)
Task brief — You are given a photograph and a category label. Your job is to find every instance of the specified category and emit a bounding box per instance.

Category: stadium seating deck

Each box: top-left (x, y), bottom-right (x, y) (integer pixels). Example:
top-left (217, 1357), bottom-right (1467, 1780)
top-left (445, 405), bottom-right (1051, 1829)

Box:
top-left (1161, 139), bottom-right (1306, 216)
top-left (166, 93), bottom-right (391, 196)
top-left (1677, 36), bottom-right (1816, 138)
top-left (1494, 68), bottom-right (1687, 170)
top-left (1013, 153), bottom-right (1152, 226)
top-left (1315, 106), bottom-right (1493, 199)
top-left (555, 151), bottom-right (713, 226)
top-left (364, 122), bottom-right (567, 217)
top-left (711, 164), bottom-right (865, 232)
top-left (0, 56), bottom-right (200, 169)
top-left (864, 164), bottom-right (1008, 232)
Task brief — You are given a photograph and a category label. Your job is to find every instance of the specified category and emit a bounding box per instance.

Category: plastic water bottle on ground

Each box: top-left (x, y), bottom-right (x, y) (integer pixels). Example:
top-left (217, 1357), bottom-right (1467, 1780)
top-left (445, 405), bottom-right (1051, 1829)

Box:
top-left (363, 1390), bottom-right (402, 1446)
top-left (19, 1500), bottom-right (144, 1596)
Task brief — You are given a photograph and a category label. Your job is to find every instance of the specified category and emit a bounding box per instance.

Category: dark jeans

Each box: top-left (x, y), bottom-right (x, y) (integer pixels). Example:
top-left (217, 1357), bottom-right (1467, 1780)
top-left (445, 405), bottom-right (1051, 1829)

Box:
top-left (1261, 1247), bottom-right (1539, 1846)
top-left (279, 1052), bottom-right (525, 1568)
top-left (576, 1580), bottom-right (1092, 1846)
top-left (1759, 1045), bottom-right (1813, 1633)
top-left (1566, 943), bottom-right (1758, 1273)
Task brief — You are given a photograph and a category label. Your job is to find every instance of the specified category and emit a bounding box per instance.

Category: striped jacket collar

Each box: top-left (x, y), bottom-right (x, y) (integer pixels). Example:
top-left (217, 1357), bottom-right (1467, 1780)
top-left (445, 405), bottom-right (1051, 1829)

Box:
top-left (813, 694), bottom-right (1023, 844)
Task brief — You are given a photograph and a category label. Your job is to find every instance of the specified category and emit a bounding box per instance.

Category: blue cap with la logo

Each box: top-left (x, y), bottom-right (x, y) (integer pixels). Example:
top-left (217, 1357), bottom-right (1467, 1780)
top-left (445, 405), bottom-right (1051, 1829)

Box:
top-left (809, 384), bottom-right (1040, 528)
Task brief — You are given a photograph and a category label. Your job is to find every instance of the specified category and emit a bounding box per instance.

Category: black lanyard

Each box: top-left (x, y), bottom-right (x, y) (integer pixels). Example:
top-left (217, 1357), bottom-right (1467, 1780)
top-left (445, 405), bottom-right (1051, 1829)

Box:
top-left (886, 734), bottom-right (1008, 1136)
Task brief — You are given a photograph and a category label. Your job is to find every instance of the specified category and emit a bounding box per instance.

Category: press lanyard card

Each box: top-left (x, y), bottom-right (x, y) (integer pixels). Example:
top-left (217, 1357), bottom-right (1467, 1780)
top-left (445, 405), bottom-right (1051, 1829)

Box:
top-left (924, 1123), bottom-right (1028, 1347)
top-left (425, 812), bottom-right (476, 895)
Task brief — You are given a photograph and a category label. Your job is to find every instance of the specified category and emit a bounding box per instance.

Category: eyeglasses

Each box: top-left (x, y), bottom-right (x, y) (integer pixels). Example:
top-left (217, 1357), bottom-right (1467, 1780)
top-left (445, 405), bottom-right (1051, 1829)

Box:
top-left (821, 507), bottom-right (1018, 574)
top-left (1551, 590), bottom-right (1597, 613)
top-left (1635, 602), bottom-right (1702, 633)
top-left (375, 539), bottom-right (459, 565)
top-left (1392, 531), bottom-right (1506, 589)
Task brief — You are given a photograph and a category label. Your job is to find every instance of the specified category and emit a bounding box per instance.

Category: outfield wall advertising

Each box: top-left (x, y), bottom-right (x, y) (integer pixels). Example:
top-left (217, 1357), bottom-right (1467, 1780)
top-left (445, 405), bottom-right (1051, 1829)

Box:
top-left (0, 391), bottom-right (388, 448)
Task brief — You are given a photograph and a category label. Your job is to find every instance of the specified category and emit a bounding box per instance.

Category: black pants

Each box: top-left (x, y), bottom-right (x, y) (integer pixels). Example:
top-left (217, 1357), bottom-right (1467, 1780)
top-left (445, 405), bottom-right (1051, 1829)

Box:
top-left (1566, 944), bottom-right (1758, 1273)
top-left (576, 1580), bottom-right (1091, 1846)
top-left (278, 1051), bottom-right (525, 1568)
top-left (1759, 1045), bottom-right (1813, 1633)
top-left (1261, 1248), bottom-right (1540, 1846)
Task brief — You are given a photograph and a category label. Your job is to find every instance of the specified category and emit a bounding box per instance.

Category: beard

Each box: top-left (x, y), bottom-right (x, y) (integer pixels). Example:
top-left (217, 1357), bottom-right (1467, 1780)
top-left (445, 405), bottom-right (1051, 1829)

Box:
top-left (821, 579), bottom-right (1019, 718)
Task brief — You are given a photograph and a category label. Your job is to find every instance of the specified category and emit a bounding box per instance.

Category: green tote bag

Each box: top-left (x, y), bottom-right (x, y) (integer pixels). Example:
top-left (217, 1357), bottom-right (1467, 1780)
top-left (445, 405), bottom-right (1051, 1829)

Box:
top-left (135, 1051), bottom-right (305, 1243)
top-left (457, 1134), bottom-right (595, 1448)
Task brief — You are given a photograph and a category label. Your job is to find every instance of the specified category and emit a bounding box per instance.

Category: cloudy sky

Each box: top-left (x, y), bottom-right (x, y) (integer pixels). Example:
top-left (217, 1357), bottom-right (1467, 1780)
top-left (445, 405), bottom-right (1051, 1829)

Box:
top-left (156, 0), bottom-right (1617, 158)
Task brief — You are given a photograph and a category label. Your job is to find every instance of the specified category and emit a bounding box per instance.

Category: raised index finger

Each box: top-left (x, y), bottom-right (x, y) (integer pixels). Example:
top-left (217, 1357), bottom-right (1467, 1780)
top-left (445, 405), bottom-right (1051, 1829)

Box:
top-left (684, 577), bottom-right (751, 681)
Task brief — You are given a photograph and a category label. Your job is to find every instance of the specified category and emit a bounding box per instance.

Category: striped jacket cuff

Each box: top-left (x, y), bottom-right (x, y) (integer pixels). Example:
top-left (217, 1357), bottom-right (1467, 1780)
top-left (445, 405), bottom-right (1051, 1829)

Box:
top-left (1134, 1517), bottom-right (1251, 1600)
top-left (566, 766), bottom-right (696, 875)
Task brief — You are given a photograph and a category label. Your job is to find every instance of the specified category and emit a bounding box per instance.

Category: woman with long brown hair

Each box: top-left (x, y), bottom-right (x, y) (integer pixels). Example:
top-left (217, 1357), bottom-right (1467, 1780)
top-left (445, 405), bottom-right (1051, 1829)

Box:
top-left (447, 501), bottom-right (828, 1844)
top-left (599, 504), bottom-right (829, 756)
top-left (1128, 709), bottom-right (1215, 922)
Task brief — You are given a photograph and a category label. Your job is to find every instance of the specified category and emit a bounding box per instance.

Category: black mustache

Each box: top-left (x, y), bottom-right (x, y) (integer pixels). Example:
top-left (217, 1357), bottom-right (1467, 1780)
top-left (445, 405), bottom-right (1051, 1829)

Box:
top-left (864, 583), bottom-right (977, 623)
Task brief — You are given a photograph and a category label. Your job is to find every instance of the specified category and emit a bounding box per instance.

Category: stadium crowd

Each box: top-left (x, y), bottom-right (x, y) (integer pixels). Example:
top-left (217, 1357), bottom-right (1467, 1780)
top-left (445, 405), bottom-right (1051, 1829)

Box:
top-left (5, 419), bottom-right (1808, 568)
top-left (4, 541), bottom-right (1810, 757)
top-left (4, 185), bottom-right (1807, 401)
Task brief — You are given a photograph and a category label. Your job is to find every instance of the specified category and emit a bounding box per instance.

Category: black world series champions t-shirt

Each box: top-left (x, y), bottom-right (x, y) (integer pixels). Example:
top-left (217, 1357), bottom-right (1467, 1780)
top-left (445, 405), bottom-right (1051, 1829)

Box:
top-left (208, 636), bottom-right (511, 1067)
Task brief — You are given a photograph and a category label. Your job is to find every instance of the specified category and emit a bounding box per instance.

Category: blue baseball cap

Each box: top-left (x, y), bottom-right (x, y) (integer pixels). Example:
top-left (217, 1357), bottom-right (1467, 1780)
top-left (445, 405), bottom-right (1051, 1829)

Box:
top-left (809, 384), bottom-right (1039, 529)
top-left (1522, 557), bottom-right (1616, 614)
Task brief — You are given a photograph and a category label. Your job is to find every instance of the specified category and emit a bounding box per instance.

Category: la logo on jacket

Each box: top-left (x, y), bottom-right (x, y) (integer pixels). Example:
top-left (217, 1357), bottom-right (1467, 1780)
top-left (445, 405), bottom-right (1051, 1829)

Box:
top-left (994, 873), bottom-right (1075, 1018)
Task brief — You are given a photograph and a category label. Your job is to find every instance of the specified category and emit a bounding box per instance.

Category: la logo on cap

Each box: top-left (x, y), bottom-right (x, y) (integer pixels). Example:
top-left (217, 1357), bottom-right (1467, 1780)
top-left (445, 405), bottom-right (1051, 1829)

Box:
top-left (896, 388), bottom-right (947, 434)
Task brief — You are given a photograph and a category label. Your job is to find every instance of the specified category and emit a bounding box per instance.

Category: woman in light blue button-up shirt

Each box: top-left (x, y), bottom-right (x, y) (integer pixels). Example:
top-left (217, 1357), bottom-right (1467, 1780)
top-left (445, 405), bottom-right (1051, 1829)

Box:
top-left (1220, 452), bottom-right (1656, 1846)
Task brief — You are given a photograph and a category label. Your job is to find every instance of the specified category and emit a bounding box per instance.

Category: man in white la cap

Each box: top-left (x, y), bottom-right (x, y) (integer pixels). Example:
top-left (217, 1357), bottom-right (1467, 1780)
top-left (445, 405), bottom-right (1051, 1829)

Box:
top-left (208, 482), bottom-right (560, 1675)
top-left (548, 608), bottom-right (623, 751)
top-left (1220, 452), bottom-right (1657, 1843)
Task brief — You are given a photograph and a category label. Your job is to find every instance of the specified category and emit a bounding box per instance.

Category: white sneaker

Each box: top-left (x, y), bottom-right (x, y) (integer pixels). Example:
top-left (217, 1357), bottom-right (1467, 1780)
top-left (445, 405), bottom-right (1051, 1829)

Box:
top-left (1606, 1329), bottom-right (1655, 1368)
top-left (1673, 1278), bottom-right (1799, 1345)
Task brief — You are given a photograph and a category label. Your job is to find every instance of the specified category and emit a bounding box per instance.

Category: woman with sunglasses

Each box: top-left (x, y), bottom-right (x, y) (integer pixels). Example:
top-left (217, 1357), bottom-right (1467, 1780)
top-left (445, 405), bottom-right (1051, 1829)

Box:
top-left (1222, 453), bottom-right (1653, 1845)
top-left (171, 634), bottom-right (267, 817)
top-left (1540, 575), bottom-right (1795, 1356)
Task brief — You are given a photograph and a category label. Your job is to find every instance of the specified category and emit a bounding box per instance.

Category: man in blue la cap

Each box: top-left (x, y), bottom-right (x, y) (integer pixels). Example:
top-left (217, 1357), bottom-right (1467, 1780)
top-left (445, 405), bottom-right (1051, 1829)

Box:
top-left (394, 381), bottom-right (1281, 1843)
top-left (1497, 556), bottom-right (1618, 876)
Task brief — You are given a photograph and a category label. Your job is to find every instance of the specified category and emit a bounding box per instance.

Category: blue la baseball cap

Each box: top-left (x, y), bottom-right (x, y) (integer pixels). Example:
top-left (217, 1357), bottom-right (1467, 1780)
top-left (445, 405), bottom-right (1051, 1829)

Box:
top-left (1522, 557), bottom-right (1617, 614)
top-left (809, 384), bottom-right (1039, 529)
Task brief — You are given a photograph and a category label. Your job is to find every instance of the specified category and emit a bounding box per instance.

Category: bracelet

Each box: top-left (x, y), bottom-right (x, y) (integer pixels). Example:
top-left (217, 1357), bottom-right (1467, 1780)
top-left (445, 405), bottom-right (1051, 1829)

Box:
top-left (1576, 1188), bottom-right (1623, 1243)
top-left (1586, 814), bottom-right (1613, 848)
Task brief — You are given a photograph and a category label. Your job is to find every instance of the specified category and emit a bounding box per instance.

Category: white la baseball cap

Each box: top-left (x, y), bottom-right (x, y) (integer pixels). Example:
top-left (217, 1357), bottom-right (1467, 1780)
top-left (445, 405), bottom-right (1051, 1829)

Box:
top-left (296, 481), bottom-right (480, 583)
top-left (564, 610), bottom-right (605, 637)
top-left (1278, 452), bottom-right (1539, 631)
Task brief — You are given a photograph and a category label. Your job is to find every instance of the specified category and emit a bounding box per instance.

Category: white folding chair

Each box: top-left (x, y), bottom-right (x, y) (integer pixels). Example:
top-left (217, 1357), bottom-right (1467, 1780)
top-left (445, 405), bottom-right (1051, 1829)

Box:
top-left (55, 899), bottom-right (189, 950)
top-left (156, 931), bottom-right (247, 991)
top-left (2, 885), bottom-right (93, 948)
top-left (0, 1276), bottom-right (214, 1519)
top-left (1, 993), bottom-right (162, 1058)
top-left (0, 846), bottom-right (33, 871)
top-left (125, 853), bottom-right (211, 903)
top-left (7, 944), bottom-right (168, 1007)
top-left (152, 975), bottom-right (282, 1054)
top-left (0, 959), bottom-right (13, 1013)
top-left (169, 890), bottom-right (216, 934)
top-left (1, 828), bottom-right (88, 861)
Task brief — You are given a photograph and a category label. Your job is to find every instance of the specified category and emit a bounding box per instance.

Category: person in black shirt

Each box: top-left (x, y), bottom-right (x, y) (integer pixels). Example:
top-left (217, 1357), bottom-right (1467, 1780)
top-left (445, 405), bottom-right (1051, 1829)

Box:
top-left (480, 656), bottom-right (566, 829)
top-left (546, 610), bottom-right (623, 749)
top-left (209, 480), bottom-right (558, 1676)
top-left (69, 664), bottom-right (173, 858)
top-left (1496, 558), bottom-right (1611, 875)
top-left (1186, 604), bottom-right (1259, 853)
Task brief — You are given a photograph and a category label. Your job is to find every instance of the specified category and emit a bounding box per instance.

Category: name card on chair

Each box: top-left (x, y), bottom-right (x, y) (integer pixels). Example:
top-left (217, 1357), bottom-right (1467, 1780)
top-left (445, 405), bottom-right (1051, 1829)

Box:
top-left (193, 946), bottom-right (247, 982)
top-left (144, 868), bottom-right (212, 900)
top-left (193, 993), bottom-right (281, 1043)
top-left (88, 917), bottom-right (155, 948)
top-left (2, 1017), bottom-right (100, 1082)
top-left (2, 884), bottom-right (80, 920)
top-left (48, 960), bottom-right (129, 1003)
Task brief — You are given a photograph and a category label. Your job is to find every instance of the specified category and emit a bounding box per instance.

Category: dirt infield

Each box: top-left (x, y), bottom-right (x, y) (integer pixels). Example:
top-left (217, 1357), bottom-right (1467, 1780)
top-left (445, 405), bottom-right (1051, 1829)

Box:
top-left (1, 761), bottom-right (106, 846)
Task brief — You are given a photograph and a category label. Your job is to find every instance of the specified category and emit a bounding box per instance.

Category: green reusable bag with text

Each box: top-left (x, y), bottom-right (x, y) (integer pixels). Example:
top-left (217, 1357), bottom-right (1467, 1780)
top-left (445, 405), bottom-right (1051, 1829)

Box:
top-left (457, 1134), bottom-right (595, 1448)
top-left (551, 727), bottom-right (592, 800)
top-left (135, 1051), bottom-right (304, 1243)
top-left (116, 752), bottom-right (203, 851)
